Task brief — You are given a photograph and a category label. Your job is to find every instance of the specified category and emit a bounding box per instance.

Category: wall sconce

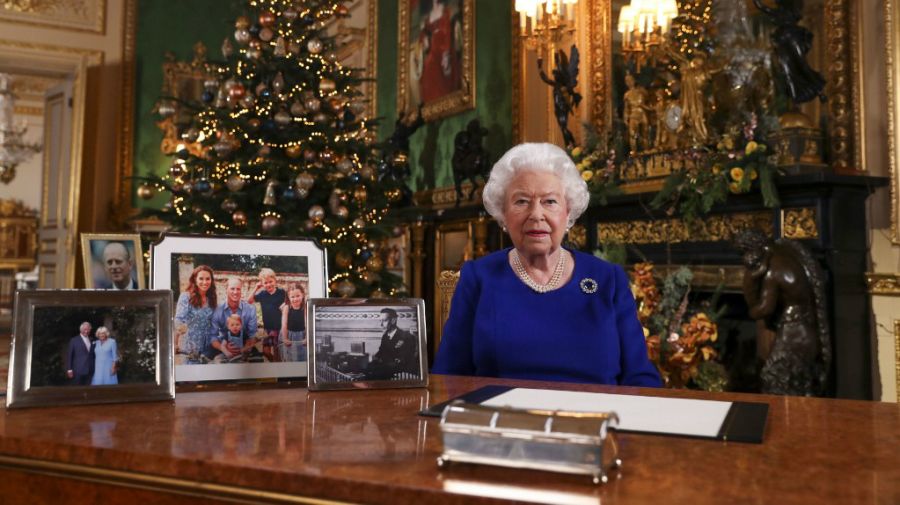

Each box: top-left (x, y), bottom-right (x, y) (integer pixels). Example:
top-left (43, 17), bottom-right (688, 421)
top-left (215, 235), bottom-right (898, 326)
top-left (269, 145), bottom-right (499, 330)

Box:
top-left (515, 0), bottom-right (579, 51)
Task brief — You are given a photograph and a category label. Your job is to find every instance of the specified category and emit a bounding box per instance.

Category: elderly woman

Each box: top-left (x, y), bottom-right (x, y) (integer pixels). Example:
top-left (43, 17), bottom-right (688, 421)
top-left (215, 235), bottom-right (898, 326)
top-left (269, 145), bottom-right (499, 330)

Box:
top-left (90, 326), bottom-right (118, 385)
top-left (174, 265), bottom-right (217, 364)
top-left (432, 143), bottom-right (661, 386)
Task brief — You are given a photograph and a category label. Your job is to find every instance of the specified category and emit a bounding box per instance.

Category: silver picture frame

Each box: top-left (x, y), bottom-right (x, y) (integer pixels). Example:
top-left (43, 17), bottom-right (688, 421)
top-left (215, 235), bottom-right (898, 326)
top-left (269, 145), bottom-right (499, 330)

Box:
top-left (6, 290), bottom-right (175, 409)
top-left (308, 298), bottom-right (428, 391)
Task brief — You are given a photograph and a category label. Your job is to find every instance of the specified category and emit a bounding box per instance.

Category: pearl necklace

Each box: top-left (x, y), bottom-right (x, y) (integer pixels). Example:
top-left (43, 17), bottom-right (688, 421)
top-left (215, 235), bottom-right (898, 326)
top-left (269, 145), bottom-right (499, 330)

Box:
top-left (510, 249), bottom-right (567, 293)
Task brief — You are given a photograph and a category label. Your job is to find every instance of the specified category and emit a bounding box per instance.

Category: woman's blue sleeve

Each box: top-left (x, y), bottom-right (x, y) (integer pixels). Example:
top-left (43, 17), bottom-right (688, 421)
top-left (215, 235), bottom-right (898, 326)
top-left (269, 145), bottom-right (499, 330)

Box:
top-left (612, 266), bottom-right (663, 387)
top-left (175, 293), bottom-right (189, 324)
top-left (431, 261), bottom-right (480, 375)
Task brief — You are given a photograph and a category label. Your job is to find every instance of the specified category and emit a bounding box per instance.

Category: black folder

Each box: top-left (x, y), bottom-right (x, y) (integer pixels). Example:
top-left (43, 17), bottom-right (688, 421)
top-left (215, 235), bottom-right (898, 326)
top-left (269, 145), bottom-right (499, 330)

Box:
top-left (420, 385), bottom-right (769, 444)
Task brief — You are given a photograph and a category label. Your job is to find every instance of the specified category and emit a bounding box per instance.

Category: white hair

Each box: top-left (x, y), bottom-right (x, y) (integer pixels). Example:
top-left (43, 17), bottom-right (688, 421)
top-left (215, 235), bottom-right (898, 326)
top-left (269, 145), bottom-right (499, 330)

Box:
top-left (482, 143), bottom-right (589, 228)
top-left (95, 326), bottom-right (110, 337)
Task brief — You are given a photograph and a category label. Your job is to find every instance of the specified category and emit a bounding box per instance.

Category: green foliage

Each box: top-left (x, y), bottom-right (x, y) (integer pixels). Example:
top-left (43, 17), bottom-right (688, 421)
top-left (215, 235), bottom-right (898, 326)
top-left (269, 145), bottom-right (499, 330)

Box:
top-left (593, 241), bottom-right (627, 267)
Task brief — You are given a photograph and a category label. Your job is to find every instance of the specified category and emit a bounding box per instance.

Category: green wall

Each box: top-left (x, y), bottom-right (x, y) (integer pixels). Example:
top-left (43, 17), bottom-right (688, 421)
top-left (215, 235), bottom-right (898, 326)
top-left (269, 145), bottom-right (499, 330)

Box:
top-left (132, 0), bottom-right (245, 208)
top-left (377, 0), bottom-right (513, 192)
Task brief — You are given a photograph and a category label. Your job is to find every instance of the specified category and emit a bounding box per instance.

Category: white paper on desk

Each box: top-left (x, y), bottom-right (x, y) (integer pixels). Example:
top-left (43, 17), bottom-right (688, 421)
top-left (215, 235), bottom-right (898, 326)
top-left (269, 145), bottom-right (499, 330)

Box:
top-left (482, 388), bottom-right (733, 438)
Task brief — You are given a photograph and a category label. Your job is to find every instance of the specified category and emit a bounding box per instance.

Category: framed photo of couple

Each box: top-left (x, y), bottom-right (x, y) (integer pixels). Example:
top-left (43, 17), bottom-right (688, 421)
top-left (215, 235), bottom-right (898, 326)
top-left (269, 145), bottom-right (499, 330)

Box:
top-left (307, 298), bottom-right (428, 391)
top-left (150, 234), bottom-right (327, 382)
top-left (6, 290), bottom-right (174, 409)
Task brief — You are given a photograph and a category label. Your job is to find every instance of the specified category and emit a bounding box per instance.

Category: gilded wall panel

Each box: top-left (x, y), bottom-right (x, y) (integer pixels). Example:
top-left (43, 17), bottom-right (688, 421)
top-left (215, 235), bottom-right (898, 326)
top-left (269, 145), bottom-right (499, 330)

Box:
top-left (0, 0), bottom-right (105, 34)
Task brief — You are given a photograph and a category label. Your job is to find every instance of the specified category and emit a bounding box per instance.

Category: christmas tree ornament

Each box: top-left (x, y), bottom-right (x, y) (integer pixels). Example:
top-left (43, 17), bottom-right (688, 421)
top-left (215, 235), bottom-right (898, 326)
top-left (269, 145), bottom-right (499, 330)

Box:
top-left (170, 181), bottom-right (184, 193)
top-left (235, 15), bottom-right (249, 29)
top-left (201, 90), bottom-right (215, 103)
top-left (335, 251), bottom-right (352, 268)
top-left (234, 28), bottom-right (251, 45)
top-left (228, 83), bottom-right (246, 100)
top-left (255, 82), bottom-right (268, 95)
top-left (221, 198), bottom-right (238, 212)
top-left (283, 8), bottom-right (298, 21)
top-left (328, 96), bottom-right (346, 112)
top-left (274, 36), bottom-right (287, 57)
top-left (282, 186), bottom-right (297, 200)
top-left (204, 78), bottom-right (219, 91)
top-left (248, 24), bottom-right (261, 37)
top-left (290, 100), bottom-right (305, 116)
top-left (194, 178), bottom-right (212, 194)
top-left (296, 187), bottom-right (309, 199)
top-left (359, 249), bottom-right (372, 261)
top-left (358, 164), bottom-right (375, 179)
top-left (226, 174), bottom-right (245, 192)
top-left (259, 10), bottom-right (276, 27)
top-left (259, 27), bottom-right (274, 42)
top-left (361, 270), bottom-right (380, 285)
top-left (258, 145), bottom-right (272, 157)
top-left (261, 214), bottom-right (280, 231)
top-left (272, 72), bottom-right (286, 93)
top-left (213, 139), bottom-right (233, 158)
top-left (307, 38), bottom-right (323, 54)
top-left (347, 172), bottom-right (361, 184)
top-left (247, 118), bottom-right (260, 130)
top-left (215, 88), bottom-right (228, 108)
top-left (274, 109), bottom-right (292, 126)
top-left (353, 186), bottom-right (367, 203)
top-left (169, 163), bottom-right (186, 178)
top-left (181, 181), bottom-right (193, 194)
top-left (365, 256), bottom-right (384, 272)
top-left (303, 149), bottom-right (317, 162)
top-left (137, 183), bottom-right (156, 200)
top-left (313, 112), bottom-right (329, 124)
top-left (336, 157), bottom-right (354, 174)
top-left (304, 96), bottom-right (321, 112)
top-left (335, 206), bottom-right (349, 218)
top-left (263, 181), bottom-right (278, 206)
top-left (385, 188), bottom-right (402, 202)
top-left (308, 205), bottom-right (325, 222)
top-left (221, 37), bottom-right (234, 58)
top-left (182, 127), bottom-right (200, 143)
top-left (232, 210), bottom-right (248, 226)
top-left (240, 93), bottom-right (255, 109)
top-left (157, 101), bottom-right (176, 117)
top-left (319, 78), bottom-right (336, 93)
top-left (246, 47), bottom-right (262, 60)
top-left (335, 279), bottom-right (356, 297)
top-left (352, 218), bottom-right (365, 228)
top-left (288, 40), bottom-right (301, 54)
top-left (285, 144), bottom-right (302, 158)
top-left (301, 13), bottom-right (315, 26)
top-left (320, 148), bottom-right (334, 163)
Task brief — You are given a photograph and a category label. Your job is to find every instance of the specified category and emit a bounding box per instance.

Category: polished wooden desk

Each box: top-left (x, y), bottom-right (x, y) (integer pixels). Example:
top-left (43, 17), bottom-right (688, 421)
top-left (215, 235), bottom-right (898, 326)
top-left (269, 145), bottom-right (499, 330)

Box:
top-left (0, 375), bottom-right (897, 504)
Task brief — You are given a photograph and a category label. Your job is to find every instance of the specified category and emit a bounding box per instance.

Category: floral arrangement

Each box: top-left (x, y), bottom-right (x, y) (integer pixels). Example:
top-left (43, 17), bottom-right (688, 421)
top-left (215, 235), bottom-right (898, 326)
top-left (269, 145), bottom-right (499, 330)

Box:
top-left (650, 114), bottom-right (780, 222)
top-left (568, 126), bottom-right (624, 205)
top-left (630, 262), bottom-right (728, 391)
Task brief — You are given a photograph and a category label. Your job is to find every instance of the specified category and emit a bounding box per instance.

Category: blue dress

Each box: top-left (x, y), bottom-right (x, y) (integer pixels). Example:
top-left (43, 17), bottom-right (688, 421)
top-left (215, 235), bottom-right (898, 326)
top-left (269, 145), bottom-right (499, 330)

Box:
top-left (433, 248), bottom-right (662, 387)
top-left (175, 292), bottom-right (216, 361)
top-left (91, 338), bottom-right (118, 385)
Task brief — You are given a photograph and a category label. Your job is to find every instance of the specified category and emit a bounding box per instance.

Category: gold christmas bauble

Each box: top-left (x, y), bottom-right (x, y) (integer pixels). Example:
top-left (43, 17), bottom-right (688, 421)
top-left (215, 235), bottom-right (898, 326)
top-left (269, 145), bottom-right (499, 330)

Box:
top-left (308, 205), bottom-right (325, 222)
top-left (285, 144), bottom-right (302, 158)
top-left (232, 210), bottom-right (248, 226)
top-left (261, 215), bottom-right (280, 231)
top-left (235, 16), bottom-right (250, 29)
top-left (365, 256), bottom-right (384, 272)
top-left (385, 188), bottom-right (402, 202)
top-left (335, 251), bottom-right (352, 268)
top-left (226, 174), bottom-right (245, 192)
top-left (334, 280), bottom-right (356, 297)
top-left (258, 10), bottom-right (276, 27)
top-left (319, 78), bottom-right (336, 93)
top-left (137, 184), bottom-right (156, 200)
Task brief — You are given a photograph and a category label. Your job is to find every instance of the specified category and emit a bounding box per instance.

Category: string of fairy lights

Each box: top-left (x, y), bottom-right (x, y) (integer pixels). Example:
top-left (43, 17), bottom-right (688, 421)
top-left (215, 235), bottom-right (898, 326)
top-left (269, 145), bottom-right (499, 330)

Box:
top-left (144, 0), bottom-right (405, 297)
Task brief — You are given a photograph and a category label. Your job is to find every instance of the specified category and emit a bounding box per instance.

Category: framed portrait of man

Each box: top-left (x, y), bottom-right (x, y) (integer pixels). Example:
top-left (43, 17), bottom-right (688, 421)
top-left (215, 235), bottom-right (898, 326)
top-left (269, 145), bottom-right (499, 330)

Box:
top-left (398, 0), bottom-right (475, 122)
top-left (150, 233), bottom-right (327, 383)
top-left (307, 298), bottom-right (427, 391)
top-left (80, 234), bottom-right (145, 290)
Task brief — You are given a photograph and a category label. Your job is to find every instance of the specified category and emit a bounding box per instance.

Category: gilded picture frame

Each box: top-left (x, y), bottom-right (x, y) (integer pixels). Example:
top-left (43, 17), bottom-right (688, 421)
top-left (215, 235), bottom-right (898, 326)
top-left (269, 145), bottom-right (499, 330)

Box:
top-left (6, 289), bottom-right (174, 409)
top-left (307, 298), bottom-right (428, 391)
top-left (398, 0), bottom-right (475, 122)
top-left (887, 0), bottom-right (900, 244)
top-left (80, 233), bottom-right (146, 290)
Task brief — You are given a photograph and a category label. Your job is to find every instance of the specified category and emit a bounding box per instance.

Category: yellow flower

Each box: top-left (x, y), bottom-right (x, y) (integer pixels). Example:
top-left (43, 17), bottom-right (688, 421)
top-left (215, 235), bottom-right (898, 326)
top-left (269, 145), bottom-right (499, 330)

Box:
top-left (701, 347), bottom-right (717, 360)
top-left (712, 164), bottom-right (723, 175)
top-left (728, 181), bottom-right (741, 193)
top-left (745, 141), bottom-right (758, 155)
top-left (723, 137), bottom-right (735, 150)
top-left (581, 170), bottom-right (594, 182)
top-left (571, 147), bottom-right (583, 157)
top-left (729, 167), bottom-right (744, 181)
top-left (748, 167), bottom-right (758, 180)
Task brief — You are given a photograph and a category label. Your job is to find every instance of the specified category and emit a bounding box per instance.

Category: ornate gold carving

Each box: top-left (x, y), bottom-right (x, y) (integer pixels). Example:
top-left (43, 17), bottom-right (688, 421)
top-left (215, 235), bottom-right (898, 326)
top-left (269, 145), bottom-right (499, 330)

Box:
top-left (597, 212), bottom-right (773, 245)
top-left (414, 184), bottom-right (483, 210)
top-left (781, 207), bottom-right (819, 239)
top-left (887, 0), bottom-right (900, 243)
top-left (590, 0), bottom-right (611, 134)
top-left (512, 1), bottom-right (522, 144)
top-left (894, 319), bottom-right (899, 403)
top-left (566, 223), bottom-right (587, 249)
top-left (825, 0), bottom-right (858, 172)
top-left (113, 0), bottom-right (137, 226)
top-left (866, 273), bottom-right (900, 296)
top-left (0, 0), bottom-right (105, 34)
top-left (13, 105), bottom-right (41, 116)
top-left (397, 0), bottom-right (475, 122)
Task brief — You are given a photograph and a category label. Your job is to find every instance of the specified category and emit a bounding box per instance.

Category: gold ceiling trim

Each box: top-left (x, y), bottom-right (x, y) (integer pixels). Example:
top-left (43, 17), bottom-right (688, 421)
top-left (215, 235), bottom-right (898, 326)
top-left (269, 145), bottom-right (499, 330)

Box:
top-left (597, 212), bottom-right (773, 245)
top-left (511, 0), bottom-right (522, 144)
top-left (887, 0), bottom-right (900, 244)
top-left (0, 0), bottom-right (106, 34)
top-left (13, 105), bottom-right (41, 116)
top-left (866, 273), bottom-right (900, 296)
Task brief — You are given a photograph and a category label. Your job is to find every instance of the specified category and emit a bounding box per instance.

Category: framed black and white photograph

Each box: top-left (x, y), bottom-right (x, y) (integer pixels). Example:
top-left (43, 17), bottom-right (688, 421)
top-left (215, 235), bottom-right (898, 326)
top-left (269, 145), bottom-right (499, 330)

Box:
top-left (307, 298), bottom-right (427, 391)
top-left (6, 290), bottom-right (174, 409)
top-left (150, 233), bottom-right (327, 382)
top-left (80, 233), bottom-right (146, 290)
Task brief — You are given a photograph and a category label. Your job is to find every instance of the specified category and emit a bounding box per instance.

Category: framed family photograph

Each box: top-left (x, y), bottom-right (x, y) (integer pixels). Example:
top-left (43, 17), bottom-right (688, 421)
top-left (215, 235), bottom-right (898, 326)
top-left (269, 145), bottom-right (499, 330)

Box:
top-left (397, 0), bottom-right (475, 122)
top-left (6, 290), bottom-right (174, 409)
top-left (80, 233), bottom-right (145, 290)
top-left (150, 233), bottom-right (327, 382)
top-left (307, 298), bottom-right (427, 391)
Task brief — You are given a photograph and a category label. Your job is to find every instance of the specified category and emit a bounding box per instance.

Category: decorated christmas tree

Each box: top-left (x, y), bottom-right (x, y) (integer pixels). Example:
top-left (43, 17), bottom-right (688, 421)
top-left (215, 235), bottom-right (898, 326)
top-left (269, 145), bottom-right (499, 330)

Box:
top-left (139, 0), bottom-right (406, 298)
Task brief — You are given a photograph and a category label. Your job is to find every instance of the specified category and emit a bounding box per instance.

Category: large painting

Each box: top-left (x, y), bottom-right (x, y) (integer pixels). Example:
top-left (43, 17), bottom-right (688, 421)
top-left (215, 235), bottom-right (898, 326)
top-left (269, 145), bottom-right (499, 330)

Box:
top-left (398, 0), bottom-right (475, 122)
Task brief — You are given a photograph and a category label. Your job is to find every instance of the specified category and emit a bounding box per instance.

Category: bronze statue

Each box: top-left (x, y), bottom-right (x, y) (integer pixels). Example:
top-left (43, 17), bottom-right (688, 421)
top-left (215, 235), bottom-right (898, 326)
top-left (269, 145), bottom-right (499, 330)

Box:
top-left (451, 118), bottom-right (490, 205)
top-left (734, 229), bottom-right (831, 396)
top-left (378, 104), bottom-right (424, 185)
top-left (537, 44), bottom-right (582, 148)
top-left (665, 50), bottom-right (722, 145)
top-left (752, 0), bottom-right (826, 104)
top-left (622, 74), bottom-right (651, 153)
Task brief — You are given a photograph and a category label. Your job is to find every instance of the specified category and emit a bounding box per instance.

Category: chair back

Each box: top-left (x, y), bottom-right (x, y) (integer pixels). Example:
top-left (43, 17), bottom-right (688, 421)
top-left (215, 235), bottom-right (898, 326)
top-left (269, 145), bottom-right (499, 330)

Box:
top-left (434, 270), bottom-right (461, 353)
